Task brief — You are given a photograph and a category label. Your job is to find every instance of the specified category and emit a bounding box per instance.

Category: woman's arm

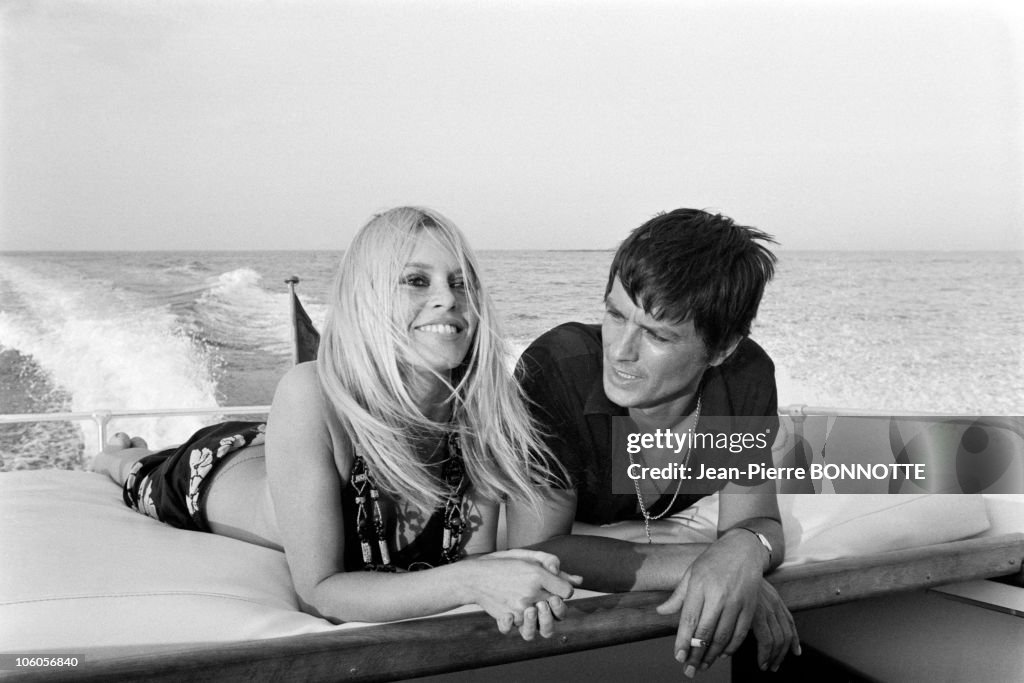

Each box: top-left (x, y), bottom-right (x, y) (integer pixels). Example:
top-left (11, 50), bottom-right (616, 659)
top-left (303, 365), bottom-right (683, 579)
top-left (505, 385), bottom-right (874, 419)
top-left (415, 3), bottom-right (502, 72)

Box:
top-left (265, 363), bottom-right (575, 628)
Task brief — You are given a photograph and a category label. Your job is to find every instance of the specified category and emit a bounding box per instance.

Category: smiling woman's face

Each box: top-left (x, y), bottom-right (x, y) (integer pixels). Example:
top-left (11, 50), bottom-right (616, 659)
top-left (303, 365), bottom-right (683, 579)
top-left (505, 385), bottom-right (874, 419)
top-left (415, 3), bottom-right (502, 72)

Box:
top-left (398, 234), bottom-right (478, 375)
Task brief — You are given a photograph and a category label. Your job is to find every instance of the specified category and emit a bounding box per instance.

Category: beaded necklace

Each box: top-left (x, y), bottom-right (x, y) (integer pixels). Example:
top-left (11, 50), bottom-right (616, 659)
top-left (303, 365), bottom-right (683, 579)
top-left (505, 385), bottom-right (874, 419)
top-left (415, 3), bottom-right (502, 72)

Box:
top-left (351, 432), bottom-right (467, 572)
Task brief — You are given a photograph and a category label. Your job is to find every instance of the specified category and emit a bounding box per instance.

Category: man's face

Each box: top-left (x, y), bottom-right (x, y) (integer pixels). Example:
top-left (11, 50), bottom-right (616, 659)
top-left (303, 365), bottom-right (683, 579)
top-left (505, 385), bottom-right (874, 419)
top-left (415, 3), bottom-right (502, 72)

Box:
top-left (602, 278), bottom-right (727, 420)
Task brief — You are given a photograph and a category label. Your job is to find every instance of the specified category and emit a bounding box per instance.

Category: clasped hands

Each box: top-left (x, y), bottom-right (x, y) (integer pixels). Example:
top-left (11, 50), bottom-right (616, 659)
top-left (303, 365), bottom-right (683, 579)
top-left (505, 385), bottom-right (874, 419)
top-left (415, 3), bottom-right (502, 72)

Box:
top-left (655, 530), bottom-right (801, 678)
top-left (467, 549), bottom-right (581, 641)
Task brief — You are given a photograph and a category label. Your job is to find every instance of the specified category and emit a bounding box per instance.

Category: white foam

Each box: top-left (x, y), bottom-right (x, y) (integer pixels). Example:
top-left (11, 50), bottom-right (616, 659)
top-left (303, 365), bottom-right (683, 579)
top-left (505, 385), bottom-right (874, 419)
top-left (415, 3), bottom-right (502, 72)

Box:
top-left (0, 260), bottom-right (218, 451)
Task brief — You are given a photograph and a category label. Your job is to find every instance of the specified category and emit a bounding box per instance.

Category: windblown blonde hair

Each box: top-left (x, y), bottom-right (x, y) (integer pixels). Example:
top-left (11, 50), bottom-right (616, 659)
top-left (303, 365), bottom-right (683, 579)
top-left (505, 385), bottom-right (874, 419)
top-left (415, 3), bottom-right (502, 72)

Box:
top-left (317, 207), bottom-right (564, 512)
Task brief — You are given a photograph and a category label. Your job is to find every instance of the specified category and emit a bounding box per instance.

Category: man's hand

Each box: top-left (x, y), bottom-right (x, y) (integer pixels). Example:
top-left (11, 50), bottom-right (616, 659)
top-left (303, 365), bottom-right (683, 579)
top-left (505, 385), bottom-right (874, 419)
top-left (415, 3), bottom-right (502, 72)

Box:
top-left (751, 579), bottom-right (801, 672)
top-left (654, 529), bottom-right (766, 678)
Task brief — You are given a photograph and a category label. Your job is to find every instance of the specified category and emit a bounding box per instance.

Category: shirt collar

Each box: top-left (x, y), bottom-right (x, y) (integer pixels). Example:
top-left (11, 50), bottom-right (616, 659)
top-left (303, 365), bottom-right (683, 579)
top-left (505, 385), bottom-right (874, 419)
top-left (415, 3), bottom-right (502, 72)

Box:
top-left (584, 375), bottom-right (625, 416)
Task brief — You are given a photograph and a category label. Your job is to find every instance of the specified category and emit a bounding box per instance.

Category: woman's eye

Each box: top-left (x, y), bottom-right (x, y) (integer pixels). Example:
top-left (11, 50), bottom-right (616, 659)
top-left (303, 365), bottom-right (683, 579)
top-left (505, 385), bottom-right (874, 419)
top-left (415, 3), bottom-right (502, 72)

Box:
top-left (402, 274), bottom-right (429, 287)
top-left (450, 277), bottom-right (466, 290)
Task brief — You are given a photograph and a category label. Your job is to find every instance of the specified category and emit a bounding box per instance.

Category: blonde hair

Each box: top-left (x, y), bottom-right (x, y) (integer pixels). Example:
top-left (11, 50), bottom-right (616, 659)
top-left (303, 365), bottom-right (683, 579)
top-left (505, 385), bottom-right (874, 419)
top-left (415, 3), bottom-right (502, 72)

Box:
top-left (317, 207), bottom-right (565, 512)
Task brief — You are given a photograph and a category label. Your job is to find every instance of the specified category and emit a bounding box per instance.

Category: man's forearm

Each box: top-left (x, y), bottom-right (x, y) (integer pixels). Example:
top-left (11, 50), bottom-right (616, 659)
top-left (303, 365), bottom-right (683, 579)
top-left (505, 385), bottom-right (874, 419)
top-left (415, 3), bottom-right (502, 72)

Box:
top-left (530, 535), bottom-right (708, 593)
top-left (717, 516), bottom-right (784, 572)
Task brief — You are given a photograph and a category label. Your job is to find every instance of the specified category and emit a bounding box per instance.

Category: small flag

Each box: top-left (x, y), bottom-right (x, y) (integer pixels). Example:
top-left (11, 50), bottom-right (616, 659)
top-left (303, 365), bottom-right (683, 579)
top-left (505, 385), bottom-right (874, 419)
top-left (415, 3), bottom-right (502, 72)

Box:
top-left (287, 277), bottom-right (321, 363)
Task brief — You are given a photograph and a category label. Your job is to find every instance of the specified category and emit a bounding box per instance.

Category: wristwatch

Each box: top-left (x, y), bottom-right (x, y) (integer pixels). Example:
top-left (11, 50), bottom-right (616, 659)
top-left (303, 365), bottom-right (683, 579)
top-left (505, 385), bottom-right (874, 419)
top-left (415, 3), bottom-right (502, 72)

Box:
top-left (736, 527), bottom-right (773, 567)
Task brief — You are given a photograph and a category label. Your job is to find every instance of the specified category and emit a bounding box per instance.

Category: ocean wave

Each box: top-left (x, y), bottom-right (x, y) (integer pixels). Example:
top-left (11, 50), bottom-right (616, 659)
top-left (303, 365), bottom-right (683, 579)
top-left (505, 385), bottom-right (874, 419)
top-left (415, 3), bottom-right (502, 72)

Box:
top-left (196, 268), bottom-right (294, 355)
top-left (0, 258), bottom-right (220, 459)
top-left (193, 267), bottom-right (328, 355)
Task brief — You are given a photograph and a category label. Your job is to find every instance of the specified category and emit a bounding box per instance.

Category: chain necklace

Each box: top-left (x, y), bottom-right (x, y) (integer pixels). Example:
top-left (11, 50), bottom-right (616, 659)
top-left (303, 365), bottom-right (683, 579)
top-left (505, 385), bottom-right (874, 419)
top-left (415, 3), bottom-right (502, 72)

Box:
top-left (628, 393), bottom-right (702, 544)
top-left (352, 432), bottom-right (467, 571)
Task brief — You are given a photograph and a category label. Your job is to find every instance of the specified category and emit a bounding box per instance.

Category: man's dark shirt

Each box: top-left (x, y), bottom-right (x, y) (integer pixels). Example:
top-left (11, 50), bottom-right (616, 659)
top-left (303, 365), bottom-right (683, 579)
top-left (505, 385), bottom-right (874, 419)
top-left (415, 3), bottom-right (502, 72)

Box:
top-left (519, 323), bottom-right (778, 525)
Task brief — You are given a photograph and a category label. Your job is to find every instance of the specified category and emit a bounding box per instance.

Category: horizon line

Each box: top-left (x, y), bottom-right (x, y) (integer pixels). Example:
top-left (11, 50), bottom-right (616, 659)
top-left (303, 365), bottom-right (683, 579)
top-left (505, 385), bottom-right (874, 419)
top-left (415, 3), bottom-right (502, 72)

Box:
top-left (1, 247), bottom-right (1021, 255)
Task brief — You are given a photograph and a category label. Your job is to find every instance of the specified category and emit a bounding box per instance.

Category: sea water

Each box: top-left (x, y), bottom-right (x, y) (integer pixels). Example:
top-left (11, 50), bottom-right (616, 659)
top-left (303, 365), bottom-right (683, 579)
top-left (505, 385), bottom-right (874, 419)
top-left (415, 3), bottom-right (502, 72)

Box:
top-left (1, 250), bottom-right (1021, 470)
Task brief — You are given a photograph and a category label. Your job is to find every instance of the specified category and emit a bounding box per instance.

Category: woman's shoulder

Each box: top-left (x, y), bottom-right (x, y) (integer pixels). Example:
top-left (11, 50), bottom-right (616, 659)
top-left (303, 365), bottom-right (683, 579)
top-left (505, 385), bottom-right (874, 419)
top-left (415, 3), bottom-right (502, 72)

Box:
top-left (271, 362), bottom-right (353, 465)
top-left (273, 361), bottom-right (323, 406)
top-left (270, 363), bottom-right (325, 433)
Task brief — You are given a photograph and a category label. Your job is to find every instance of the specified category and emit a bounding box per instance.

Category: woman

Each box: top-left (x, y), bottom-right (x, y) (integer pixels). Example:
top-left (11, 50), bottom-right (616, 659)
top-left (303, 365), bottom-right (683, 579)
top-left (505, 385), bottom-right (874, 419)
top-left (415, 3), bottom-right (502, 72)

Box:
top-left (92, 207), bottom-right (577, 639)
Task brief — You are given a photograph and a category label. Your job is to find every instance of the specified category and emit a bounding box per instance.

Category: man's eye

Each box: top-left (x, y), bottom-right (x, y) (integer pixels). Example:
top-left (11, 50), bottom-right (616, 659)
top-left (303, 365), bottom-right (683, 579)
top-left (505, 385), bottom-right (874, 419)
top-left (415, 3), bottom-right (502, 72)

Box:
top-left (605, 309), bottom-right (625, 322)
top-left (645, 329), bottom-right (669, 343)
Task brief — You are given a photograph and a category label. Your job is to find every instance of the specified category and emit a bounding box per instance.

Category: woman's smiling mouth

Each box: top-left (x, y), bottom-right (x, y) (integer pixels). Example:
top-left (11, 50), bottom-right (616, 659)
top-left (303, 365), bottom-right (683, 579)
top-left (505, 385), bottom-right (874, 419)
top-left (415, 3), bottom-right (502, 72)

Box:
top-left (416, 323), bottom-right (462, 335)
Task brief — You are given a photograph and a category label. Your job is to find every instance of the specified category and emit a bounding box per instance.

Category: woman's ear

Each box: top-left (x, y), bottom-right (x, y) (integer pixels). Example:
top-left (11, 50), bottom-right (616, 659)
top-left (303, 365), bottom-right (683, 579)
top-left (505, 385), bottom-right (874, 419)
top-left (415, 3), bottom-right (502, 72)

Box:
top-left (708, 336), bottom-right (742, 368)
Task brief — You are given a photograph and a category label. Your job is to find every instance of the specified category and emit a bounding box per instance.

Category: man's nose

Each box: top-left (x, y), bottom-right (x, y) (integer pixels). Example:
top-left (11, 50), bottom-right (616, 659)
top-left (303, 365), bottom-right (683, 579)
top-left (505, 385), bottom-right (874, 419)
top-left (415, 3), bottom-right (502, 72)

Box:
top-left (608, 323), bottom-right (640, 361)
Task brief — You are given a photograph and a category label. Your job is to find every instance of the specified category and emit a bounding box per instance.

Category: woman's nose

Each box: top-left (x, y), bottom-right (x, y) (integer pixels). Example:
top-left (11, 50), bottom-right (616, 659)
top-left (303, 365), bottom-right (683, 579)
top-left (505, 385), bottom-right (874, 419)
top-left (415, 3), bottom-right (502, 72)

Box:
top-left (430, 282), bottom-right (457, 309)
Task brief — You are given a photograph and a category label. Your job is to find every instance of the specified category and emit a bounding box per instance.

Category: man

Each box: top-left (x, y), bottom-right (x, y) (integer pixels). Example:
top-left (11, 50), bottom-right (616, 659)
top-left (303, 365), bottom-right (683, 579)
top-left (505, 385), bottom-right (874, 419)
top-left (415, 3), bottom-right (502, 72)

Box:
top-left (509, 208), bottom-right (800, 678)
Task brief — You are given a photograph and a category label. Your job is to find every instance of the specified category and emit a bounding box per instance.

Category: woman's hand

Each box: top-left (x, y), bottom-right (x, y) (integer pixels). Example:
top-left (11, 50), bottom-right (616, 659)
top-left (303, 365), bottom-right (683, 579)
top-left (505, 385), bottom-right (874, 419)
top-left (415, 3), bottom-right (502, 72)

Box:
top-left (654, 529), bottom-right (766, 678)
top-left (500, 549), bottom-right (579, 640)
top-left (461, 549), bottom-right (581, 640)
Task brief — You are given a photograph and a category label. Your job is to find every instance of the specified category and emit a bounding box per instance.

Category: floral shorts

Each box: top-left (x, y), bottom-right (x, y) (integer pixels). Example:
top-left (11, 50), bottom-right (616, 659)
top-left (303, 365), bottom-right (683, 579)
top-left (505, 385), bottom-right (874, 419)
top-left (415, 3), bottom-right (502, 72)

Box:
top-left (122, 421), bottom-right (266, 532)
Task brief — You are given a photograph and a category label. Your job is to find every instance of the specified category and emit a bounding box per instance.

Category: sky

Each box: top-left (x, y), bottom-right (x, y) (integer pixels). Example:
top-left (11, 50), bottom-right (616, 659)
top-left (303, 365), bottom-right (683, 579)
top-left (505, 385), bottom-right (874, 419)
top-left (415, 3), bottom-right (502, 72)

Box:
top-left (1, 0), bottom-right (1022, 251)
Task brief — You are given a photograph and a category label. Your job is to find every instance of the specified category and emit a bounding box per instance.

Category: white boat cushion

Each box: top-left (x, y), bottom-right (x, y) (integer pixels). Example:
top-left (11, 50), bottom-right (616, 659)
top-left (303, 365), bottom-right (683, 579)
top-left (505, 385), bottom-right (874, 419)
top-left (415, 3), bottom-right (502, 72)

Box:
top-left (981, 494), bottom-right (1024, 537)
top-left (0, 470), bottom-right (341, 652)
top-left (637, 492), bottom-right (992, 566)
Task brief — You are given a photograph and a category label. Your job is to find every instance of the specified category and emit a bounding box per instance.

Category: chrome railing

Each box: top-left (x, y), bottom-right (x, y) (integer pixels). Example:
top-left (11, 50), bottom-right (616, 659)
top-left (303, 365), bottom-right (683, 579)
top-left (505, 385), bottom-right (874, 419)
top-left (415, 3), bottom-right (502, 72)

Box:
top-left (0, 406), bottom-right (271, 454)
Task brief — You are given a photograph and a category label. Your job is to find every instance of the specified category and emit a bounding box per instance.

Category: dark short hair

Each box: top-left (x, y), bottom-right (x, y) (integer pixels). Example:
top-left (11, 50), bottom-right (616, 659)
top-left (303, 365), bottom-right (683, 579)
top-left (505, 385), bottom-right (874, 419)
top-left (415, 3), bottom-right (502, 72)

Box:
top-left (605, 208), bottom-right (777, 354)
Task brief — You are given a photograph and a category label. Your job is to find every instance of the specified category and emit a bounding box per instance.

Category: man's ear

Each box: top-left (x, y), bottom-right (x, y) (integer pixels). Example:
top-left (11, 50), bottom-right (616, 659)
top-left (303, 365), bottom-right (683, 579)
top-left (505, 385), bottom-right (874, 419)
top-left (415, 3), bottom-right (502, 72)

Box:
top-left (708, 337), bottom-right (742, 368)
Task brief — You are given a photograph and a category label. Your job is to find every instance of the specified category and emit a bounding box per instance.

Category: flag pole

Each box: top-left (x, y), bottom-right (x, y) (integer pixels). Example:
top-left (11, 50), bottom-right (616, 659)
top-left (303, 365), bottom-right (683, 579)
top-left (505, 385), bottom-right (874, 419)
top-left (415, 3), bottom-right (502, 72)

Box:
top-left (285, 275), bottom-right (300, 365)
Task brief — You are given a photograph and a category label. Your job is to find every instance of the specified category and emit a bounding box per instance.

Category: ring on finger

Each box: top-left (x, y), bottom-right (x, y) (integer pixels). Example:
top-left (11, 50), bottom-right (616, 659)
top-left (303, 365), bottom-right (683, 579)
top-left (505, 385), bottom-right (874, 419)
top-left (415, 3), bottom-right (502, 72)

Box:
top-left (690, 637), bottom-right (709, 649)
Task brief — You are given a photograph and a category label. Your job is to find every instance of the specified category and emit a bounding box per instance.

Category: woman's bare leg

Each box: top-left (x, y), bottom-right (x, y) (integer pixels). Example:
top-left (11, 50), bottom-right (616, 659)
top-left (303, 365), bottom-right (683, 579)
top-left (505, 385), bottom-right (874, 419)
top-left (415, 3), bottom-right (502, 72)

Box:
top-left (89, 433), bottom-right (154, 485)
